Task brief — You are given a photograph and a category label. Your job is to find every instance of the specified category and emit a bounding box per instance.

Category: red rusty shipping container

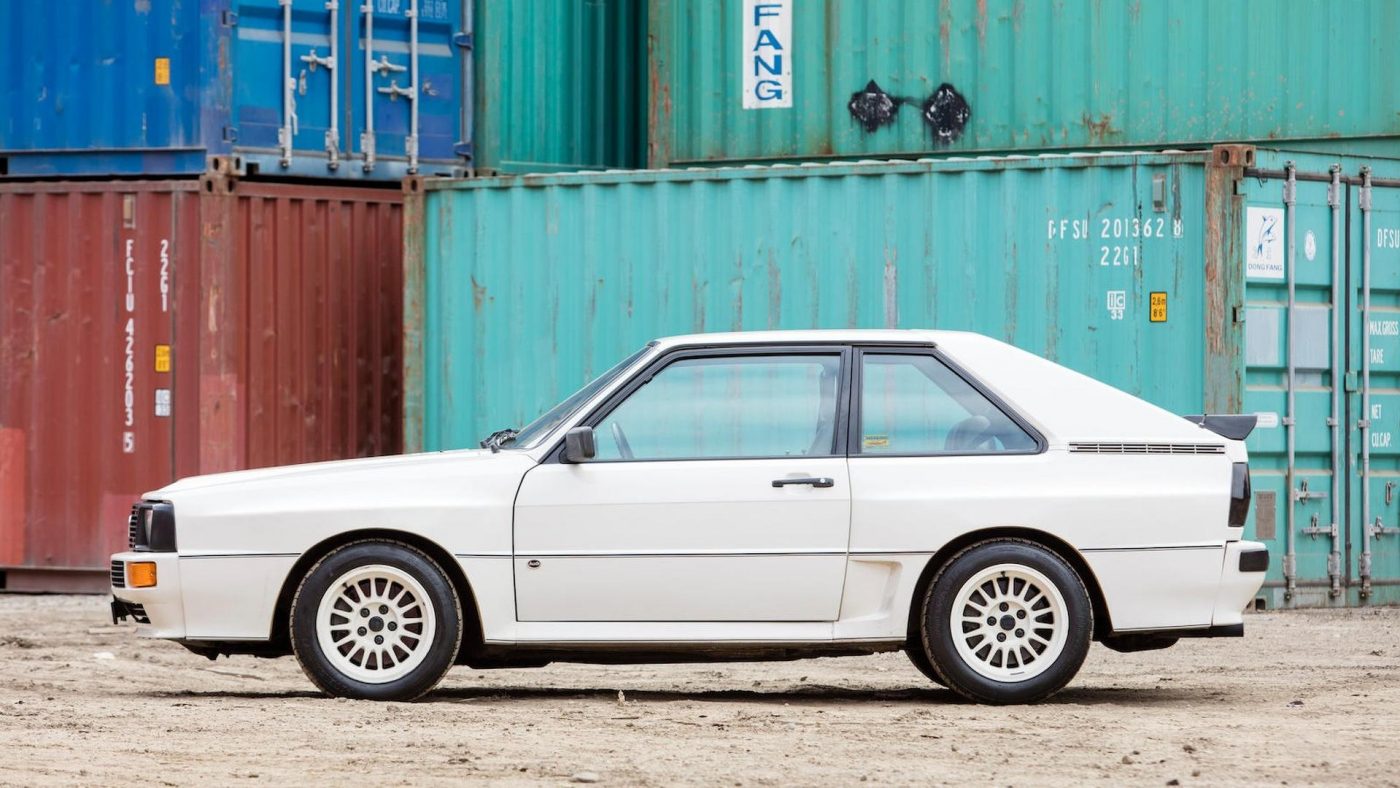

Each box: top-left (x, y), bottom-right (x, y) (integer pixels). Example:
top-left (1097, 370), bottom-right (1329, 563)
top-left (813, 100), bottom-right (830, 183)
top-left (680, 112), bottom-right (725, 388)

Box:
top-left (0, 175), bottom-right (403, 590)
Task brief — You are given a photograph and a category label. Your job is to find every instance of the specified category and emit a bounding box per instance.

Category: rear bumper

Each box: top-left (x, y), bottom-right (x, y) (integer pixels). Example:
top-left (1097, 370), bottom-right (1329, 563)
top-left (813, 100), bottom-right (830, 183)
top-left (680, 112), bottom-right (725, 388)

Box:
top-left (1211, 540), bottom-right (1268, 628)
top-left (110, 551), bottom-right (186, 639)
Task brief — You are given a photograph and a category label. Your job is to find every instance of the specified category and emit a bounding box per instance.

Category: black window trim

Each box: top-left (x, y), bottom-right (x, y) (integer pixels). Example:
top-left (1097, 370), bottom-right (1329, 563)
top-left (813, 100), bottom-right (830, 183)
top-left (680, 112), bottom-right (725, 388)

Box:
top-left (542, 342), bottom-right (856, 465)
top-left (846, 345), bottom-right (1048, 458)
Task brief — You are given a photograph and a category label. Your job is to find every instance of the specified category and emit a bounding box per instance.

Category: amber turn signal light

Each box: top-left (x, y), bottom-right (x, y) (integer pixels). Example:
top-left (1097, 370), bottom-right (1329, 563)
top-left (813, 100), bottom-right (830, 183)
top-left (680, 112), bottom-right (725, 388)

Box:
top-left (128, 562), bottom-right (157, 588)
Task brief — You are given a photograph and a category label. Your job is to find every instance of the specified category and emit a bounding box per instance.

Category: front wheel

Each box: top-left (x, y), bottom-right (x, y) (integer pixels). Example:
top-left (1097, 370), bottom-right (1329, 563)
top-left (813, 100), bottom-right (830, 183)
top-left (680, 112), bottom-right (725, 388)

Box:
top-left (290, 540), bottom-right (463, 701)
top-left (918, 539), bottom-right (1092, 704)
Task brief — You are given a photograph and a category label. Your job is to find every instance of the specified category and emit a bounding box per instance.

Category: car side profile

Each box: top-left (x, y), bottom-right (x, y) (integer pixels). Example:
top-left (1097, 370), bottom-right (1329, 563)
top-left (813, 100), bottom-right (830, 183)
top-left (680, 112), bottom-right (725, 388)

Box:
top-left (110, 330), bottom-right (1267, 704)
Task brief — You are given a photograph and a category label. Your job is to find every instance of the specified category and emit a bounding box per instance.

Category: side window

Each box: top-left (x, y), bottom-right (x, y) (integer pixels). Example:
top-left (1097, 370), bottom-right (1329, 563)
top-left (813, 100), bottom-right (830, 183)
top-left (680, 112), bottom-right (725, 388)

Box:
top-left (859, 353), bottom-right (1037, 455)
top-left (594, 354), bottom-right (843, 460)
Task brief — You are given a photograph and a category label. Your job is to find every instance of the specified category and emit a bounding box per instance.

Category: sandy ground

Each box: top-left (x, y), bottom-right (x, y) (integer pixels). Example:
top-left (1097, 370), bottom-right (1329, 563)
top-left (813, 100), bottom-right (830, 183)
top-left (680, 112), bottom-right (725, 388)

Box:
top-left (0, 596), bottom-right (1397, 786)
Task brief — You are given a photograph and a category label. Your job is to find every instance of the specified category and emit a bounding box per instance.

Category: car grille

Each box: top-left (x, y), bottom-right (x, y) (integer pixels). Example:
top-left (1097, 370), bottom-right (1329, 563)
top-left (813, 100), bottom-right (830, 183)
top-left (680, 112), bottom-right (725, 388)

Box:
top-left (110, 559), bottom-right (126, 589)
top-left (127, 504), bottom-right (140, 550)
top-left (126, 603), bottom-right (150, 624)
top-left (1068, 442), bottom-right (1226, 455)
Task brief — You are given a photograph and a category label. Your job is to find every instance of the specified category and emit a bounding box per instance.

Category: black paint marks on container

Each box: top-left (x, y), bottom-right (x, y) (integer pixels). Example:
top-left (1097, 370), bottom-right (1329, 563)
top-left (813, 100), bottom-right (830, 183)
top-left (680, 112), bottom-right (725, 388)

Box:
top-left (922, 83), bottom-right (971, 143)
top-left (847, 80), bottom-right (903, 133)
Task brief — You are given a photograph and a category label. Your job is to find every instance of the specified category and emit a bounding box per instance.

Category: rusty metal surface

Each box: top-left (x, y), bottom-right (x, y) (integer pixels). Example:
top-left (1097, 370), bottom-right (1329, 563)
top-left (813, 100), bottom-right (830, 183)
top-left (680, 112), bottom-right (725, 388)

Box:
top-left (0, 179), bottom-right (403, 577)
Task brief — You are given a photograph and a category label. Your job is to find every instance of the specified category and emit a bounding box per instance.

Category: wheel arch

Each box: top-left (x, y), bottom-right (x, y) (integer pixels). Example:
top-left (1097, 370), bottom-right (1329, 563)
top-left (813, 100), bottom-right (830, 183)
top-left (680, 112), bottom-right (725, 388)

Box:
top-left (268, 529), bottom-right (485, 660)
top-left (904, 527), bottom-right (1113, 643)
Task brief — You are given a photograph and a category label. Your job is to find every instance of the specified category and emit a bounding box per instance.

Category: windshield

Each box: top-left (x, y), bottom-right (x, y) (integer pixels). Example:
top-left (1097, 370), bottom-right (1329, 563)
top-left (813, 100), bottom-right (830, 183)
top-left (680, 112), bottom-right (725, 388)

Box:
top-left (507, 345), bottom-right (652, 449)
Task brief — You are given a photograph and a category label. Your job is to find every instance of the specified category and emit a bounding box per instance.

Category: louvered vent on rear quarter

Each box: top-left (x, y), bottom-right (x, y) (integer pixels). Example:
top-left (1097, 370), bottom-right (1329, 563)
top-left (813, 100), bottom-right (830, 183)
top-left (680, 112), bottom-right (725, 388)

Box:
top-left (1068, 443), bottom-right (1226, 455)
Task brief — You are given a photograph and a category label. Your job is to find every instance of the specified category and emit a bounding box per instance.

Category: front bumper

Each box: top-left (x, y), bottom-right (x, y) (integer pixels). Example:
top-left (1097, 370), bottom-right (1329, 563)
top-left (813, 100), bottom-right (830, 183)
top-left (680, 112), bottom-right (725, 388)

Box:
top-left (1210, 540), bottom-right (1268, 628)
top-left (110, 551), bottom-right (186, 639)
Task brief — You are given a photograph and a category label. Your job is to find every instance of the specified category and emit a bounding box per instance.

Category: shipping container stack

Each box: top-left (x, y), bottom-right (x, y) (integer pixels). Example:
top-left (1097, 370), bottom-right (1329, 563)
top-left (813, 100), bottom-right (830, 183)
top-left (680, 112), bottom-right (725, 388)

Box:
top-left (402, 0), bottom-right (1400, 608)
top-left (0, 0), bottom-right (475, 590)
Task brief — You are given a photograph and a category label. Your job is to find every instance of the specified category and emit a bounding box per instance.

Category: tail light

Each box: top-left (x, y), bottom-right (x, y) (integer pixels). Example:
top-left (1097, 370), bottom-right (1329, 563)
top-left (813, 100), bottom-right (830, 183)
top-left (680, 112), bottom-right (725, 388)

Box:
top-left (1228, 463), bottom-right (1251, 527)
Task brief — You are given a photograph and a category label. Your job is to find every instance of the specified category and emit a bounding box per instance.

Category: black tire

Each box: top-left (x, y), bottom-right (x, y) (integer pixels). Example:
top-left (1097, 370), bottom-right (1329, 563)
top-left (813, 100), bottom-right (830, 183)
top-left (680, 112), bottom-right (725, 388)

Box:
top-left (905, 645), bottom-right (947, 687)
top-left (290, 540), bottom-right (463, 701)
top-left (918, 539), bottom-right (1092, 704)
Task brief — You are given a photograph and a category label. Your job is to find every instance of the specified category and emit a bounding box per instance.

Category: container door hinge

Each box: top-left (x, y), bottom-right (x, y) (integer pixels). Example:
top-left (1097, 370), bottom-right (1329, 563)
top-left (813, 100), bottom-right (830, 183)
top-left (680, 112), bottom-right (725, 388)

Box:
top-left (222, 126), bottom-right (238, 143)
top-left (453, 32), bottom-right (474, 49)
top-left (453, 141), bottom-right (474, 160)
top-left (222, 10), bottom-right (239, 26)
top-left (1233, 306), bottom-right (1246, 324)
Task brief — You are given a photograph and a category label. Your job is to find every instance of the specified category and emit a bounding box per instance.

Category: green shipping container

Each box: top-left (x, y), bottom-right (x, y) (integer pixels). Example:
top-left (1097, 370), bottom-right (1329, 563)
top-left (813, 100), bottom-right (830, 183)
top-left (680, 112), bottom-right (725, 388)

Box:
top-left (404, 145), bottom-right (1400, 608)
top-left (474, 0), bottom-right (645, 174)
top-left (647, 0), bottom-right (1400, 166)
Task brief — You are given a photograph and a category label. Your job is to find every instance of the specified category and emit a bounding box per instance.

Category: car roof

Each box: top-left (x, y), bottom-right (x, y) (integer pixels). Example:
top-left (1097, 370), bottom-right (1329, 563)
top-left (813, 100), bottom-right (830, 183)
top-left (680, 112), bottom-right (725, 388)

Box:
top-left (651, 328), bottom-right (965, 348)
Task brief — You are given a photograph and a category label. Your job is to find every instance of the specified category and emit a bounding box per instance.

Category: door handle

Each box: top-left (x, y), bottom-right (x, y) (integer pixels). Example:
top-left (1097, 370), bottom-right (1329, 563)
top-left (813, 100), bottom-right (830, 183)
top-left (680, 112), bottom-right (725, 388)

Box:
top-left (772, 477), bottom-right (835, 488)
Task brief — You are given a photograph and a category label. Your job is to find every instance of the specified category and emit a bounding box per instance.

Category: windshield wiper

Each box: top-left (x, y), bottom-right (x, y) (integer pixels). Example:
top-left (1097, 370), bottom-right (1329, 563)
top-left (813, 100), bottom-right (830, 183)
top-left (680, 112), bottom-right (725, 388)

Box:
top-left (480, 427), bottom-right (519, 453)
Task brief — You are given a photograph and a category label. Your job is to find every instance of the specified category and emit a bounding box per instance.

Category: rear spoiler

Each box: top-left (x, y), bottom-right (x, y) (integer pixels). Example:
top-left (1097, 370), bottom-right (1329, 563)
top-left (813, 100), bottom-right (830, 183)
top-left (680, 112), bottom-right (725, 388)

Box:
top-left (1183, 414), bottom-right (1258, 441)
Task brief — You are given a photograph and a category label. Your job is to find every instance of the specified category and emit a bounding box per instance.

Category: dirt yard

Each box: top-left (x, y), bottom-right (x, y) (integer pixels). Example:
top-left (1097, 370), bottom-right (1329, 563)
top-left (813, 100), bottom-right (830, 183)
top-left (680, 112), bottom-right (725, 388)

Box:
top-left (0, 596), bottom-right (1397, 786)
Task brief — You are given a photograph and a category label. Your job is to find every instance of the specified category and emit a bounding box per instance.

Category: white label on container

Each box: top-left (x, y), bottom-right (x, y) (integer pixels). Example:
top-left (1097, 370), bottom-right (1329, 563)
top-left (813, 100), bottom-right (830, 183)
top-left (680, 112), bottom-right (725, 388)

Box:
top-left (1254, 412), bottom-right (1280, 429)
top-left (742, 1), bottom-right (791, 109)
top-left (1304, 230), bottom-right (1317, 261)
top-left (1246, 206), bottom-right (1285, 279)
top-left (1106, 290), bottom-right (1126, 321)
top-left (154, 389), bottom-right (171, 418)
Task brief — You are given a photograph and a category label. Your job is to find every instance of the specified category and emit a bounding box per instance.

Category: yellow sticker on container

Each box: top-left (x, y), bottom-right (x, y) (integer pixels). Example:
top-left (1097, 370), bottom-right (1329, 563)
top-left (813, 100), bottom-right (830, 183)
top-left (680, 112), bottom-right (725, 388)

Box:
top-left (1149, 291), bottom-right (1168, 323)
top-left (863, 434), bottom-right (889, 449)
top-left (154, 58), bottom-right (170, 86)
top-left (154, 344), bottom-right (171, 373)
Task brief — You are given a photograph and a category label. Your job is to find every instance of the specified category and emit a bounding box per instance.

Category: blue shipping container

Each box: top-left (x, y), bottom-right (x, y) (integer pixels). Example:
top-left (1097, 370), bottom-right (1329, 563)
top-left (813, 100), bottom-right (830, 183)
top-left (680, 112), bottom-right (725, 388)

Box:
top-left (0, 0), bottom-right (471, 179)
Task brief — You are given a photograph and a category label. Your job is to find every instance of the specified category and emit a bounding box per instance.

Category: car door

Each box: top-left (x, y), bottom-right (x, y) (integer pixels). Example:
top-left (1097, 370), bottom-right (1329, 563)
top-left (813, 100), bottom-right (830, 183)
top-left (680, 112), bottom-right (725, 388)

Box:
top-left (513, 346), bottom-right (852, 622)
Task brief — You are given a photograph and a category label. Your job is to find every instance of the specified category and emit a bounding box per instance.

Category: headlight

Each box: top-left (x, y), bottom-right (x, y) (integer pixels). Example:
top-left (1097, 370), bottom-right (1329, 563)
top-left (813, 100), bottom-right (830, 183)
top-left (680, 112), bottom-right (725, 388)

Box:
top-left (133, 502), bottom-right (177, 552)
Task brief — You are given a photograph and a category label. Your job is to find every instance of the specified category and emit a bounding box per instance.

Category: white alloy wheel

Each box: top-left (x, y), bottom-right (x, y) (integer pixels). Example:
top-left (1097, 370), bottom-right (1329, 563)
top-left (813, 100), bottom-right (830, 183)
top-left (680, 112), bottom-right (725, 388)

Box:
top-left (315, 564), bottom-right (438, 684)
top-left (950, 563), bottom-right (1068, 683)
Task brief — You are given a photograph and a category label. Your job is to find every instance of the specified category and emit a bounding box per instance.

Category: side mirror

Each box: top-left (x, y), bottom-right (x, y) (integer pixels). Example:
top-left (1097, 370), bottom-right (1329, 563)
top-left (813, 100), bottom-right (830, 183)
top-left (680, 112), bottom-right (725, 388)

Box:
top-left (561, 426), bottom-right (597, 463)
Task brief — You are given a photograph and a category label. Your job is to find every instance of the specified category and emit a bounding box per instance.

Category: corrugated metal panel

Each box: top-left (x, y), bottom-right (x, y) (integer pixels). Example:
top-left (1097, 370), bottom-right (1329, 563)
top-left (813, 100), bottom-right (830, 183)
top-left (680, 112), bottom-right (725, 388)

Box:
top-left (406, 146), bottom-right (1400, 606)
top-left (411, 151), bottom-right (1219, 452)
top-left (474, 0), bottom-right (644, 173)
top-left (647, 0), bottom-right (1400, 166)
top-left (0, 179), bottom-right (402, 583)
top-left (0, 0), bottom-right (470, 180)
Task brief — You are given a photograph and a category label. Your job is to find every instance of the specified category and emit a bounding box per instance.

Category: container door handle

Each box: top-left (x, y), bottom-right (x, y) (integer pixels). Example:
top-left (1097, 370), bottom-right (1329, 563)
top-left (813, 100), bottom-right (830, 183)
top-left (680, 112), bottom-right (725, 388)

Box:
top-left (299, 1), bottom-right (340, 169)
top-left (772, 477), bottom-right (834, 488)
top-left (360, 1), bottom-right (377, 172)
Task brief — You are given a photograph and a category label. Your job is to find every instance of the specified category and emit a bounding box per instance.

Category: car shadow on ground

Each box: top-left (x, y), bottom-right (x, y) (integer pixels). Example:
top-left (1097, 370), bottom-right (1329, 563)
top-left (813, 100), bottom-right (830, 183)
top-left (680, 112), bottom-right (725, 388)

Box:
top-left (143, 684), bottom-right (1204, 706)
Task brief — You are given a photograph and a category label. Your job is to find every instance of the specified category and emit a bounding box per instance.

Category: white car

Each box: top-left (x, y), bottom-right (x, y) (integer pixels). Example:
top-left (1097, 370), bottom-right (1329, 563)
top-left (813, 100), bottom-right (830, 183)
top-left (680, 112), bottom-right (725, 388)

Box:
top-left (110, 330), bottom-right (1267, 704)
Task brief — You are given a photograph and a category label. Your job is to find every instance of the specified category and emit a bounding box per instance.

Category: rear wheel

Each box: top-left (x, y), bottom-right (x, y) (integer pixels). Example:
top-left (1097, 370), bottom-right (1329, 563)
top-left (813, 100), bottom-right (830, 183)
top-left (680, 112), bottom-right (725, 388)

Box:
top-left (918, 539), bottom-right (1091, 704)
top-left (905, 645), bottom-right (947, 687)
top-left (290, 540), bottom-right (462, 701)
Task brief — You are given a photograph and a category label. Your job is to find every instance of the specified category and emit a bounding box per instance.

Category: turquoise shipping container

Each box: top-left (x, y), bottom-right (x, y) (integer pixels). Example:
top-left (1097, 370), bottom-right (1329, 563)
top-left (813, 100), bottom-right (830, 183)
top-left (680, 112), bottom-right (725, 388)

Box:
top-left (404, 145), bottom-right (1400, 608)
top-left (647, 0), bottom-right (1400, 167)
top-left (474, 0), bottom-right (645, 174)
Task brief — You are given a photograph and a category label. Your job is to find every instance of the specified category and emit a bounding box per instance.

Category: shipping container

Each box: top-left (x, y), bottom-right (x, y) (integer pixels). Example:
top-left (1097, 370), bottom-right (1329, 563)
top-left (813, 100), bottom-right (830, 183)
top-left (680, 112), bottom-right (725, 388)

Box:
top-left (647, 0), bottom-right (1400, 167)
top-left (0, 177), bottom-right (402, 590)
top-left (0, 0), bottom-right (470, 180)
top-left (474, 0), bottom-right (645, 174)
top-left (404, 145), bottom-right (1400, 608)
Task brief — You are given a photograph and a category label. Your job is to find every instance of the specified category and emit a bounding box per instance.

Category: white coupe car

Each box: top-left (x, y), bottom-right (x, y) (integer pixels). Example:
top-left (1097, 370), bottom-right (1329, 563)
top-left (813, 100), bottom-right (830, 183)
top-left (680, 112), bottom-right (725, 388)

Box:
top-left (111, 330), bottom-right (1266, 704)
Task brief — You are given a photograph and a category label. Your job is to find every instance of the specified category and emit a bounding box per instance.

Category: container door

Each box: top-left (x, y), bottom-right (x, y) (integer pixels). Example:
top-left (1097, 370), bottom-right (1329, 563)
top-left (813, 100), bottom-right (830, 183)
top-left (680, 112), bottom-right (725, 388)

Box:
top-left (0, 187), bottom-right (187, 583)
top-left (349, 0), bottom-right (469, 177)
top-left (232, 0), bottom-right (344, 176)
top-left (1347, 172), bottom-right (1400, 605)
top-left (1241, 166), bottom-right (1347, 607)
